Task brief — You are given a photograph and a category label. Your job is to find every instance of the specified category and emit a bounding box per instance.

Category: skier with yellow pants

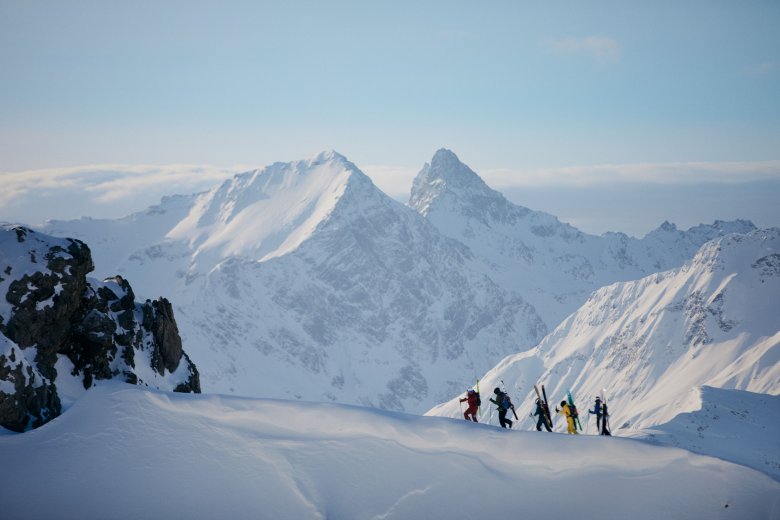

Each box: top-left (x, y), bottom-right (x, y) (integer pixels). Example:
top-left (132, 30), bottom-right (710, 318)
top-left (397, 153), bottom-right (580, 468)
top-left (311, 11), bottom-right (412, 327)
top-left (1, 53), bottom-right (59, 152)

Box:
top-left (555, 400), bottom-right (578, 434)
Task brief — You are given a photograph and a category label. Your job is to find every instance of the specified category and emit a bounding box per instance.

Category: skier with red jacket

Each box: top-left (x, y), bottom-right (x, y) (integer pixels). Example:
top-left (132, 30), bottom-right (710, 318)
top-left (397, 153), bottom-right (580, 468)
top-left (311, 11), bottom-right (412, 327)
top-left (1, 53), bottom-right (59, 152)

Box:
top-left (459, 389), bottom-right (480, 422)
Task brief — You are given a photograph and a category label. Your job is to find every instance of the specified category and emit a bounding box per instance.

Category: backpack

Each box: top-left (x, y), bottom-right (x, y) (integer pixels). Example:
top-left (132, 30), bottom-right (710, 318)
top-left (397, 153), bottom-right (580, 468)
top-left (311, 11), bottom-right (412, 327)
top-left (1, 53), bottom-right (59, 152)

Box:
top-left (475, 392), bottom-right (481, 406)
top-left (502, 394), bottom-right (512, 410)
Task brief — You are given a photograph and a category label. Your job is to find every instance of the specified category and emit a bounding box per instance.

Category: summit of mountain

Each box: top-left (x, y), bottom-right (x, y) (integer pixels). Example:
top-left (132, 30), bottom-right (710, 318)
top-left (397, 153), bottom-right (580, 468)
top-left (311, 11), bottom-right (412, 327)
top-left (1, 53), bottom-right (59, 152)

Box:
top-left (165, 150), bottom-right (378, 269)
top-left (40, 152), bottom-right (548, 413)
top-left (408, 150), bottom-right (757, 327)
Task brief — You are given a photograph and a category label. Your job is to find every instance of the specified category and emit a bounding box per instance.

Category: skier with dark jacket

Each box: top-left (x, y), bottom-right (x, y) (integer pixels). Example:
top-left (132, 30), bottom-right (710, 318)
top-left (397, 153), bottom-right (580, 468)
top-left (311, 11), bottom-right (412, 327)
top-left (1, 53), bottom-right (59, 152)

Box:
top-left (594, 397), bottom-right (611, 436)
top-left (459, 389), bottom-right (480, 422)
top-left (489, 388), bottom-right (513, 429)
top-left (533, 398), bottom-right (552, 432)
top-left (589, 396), bottom-right (605, 434)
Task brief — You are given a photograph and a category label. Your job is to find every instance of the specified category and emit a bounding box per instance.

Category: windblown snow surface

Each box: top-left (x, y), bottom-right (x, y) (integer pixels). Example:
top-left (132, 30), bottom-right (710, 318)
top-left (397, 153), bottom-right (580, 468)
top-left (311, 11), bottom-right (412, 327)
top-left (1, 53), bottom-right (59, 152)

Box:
top-left (0, 383), bottom-right (778, 520)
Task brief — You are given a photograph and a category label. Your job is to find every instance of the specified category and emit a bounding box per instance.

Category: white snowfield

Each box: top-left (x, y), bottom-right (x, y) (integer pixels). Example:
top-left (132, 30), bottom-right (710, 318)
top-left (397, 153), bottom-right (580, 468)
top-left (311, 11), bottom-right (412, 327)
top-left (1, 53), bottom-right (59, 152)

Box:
top-left (0, 383), bottom-right (778, 520)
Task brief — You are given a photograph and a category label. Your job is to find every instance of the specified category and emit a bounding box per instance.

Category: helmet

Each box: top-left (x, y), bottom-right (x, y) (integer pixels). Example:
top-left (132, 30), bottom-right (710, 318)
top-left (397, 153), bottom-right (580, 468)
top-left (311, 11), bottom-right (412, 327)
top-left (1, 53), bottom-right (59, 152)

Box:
top-left (595, 396), bottom-right (601, 400)
top-left (468, 389), bottom-right (475, 394)
top-left (560, 400), bottom-right (567, 407)
top-left (535, 398), bottom-right (540, 403)
top-left (494, 388), bottom-right (501, 394)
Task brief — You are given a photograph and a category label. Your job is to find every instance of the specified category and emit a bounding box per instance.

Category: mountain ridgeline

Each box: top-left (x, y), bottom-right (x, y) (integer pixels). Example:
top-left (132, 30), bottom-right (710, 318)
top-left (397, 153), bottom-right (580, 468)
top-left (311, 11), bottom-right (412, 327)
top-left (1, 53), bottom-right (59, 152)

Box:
top-left (428, 227), bottom-right (780, 433)
top-left (411, 149), bottom-right (757, 328)
top-left (37, 149), bottom-right (765, 414)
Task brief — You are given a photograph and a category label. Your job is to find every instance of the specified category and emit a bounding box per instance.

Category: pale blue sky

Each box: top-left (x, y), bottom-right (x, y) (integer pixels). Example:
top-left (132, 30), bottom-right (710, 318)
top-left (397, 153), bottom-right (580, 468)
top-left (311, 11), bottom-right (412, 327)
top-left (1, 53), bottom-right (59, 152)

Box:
top-left (1, 1), bottom-right (779, 235)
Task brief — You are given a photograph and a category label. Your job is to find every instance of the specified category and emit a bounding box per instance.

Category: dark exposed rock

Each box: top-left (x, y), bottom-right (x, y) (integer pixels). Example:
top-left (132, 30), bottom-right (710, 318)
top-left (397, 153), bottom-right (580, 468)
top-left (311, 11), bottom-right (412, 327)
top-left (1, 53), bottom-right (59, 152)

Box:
top-left (0, 345), bottom-right (61, 432)
top-left (143, 298), bottom-right (184, 375)
top-left (0, 226), bottom-right (200, 432)
top-left (4, 239), bottom-right (92, 381)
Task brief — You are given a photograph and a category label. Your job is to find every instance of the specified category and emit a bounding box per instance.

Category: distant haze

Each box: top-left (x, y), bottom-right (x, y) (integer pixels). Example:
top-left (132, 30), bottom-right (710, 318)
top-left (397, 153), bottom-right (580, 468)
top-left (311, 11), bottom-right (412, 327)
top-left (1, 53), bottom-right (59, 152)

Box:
top-left (1, 157), bottom-right (778, 237)
top-left (2, 2), bottom-right (779, 235)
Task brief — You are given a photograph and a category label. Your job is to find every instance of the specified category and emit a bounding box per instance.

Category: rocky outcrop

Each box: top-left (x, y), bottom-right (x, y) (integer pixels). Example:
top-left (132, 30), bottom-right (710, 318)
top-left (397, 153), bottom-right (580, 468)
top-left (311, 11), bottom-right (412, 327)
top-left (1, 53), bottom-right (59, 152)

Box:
top-left (0, 225), bottom-right (200, 432)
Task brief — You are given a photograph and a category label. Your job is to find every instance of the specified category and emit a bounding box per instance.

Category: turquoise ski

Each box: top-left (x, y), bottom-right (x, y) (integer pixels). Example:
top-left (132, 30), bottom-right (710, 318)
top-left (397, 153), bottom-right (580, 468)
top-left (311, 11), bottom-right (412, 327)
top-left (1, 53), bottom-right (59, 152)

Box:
top-left (566, 390), bottom-right (582, 431)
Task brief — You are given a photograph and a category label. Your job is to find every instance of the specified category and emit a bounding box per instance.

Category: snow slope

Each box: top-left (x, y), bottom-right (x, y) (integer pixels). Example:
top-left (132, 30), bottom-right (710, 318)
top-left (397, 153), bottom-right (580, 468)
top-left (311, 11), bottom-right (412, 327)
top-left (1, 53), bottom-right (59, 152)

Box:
top-left (41, 152), bottom-right (547, 413)
top-left (429, 229), bottom-right (780, 452)
top-left (410, 149), bottom-right (757, 328)
top-left (634, 386), bottom-right (780, 481)
top-left (0, 383), bottom-right (778, 520)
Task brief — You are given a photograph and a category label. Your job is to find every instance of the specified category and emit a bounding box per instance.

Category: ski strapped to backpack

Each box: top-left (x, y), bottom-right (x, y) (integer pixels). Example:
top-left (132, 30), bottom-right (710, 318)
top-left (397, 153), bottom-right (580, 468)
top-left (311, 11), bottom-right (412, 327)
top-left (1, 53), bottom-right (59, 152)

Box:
top-left (533, 384), bottom-right (553, 431)
top-left (543, 385), bottom-right (554, 430)
top-left (601, 388), bottom-right (611, 435)
top-left (500, 379), bottom-right (519, 420)
top-left (566, 390), bottom-right (582, 431)
top-left (475, 378), bottom-right (481, 414)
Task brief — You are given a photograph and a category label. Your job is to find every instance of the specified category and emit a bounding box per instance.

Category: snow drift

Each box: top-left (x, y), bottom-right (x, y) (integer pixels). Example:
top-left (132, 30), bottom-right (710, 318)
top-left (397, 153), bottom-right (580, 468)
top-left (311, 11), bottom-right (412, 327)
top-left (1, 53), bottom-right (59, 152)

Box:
top-left (0, 383), bottom-right (778, 520)
top-left (637, 386), bottom-right (780, 481)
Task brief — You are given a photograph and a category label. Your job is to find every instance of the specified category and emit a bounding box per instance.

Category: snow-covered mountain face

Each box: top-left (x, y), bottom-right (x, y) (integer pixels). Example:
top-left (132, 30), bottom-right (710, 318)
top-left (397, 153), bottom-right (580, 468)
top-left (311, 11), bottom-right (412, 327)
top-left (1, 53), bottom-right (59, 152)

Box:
top-left (0, 225), bottom-right (199, 431)
top-left (42, 152), bottom-right (547, 413)
top-left (429, 228), bottom-right (780, 437)
top-left (410, 149), bottom-right (757, 328)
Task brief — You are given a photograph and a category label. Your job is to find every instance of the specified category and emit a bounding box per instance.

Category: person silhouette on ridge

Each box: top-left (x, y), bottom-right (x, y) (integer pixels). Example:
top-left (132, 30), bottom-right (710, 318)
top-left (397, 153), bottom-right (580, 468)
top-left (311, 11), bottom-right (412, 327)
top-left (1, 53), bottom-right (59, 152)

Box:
top-left (459, 388), bottom-right (479, 422)
top-left (489, 387), bottom-right (513, 429)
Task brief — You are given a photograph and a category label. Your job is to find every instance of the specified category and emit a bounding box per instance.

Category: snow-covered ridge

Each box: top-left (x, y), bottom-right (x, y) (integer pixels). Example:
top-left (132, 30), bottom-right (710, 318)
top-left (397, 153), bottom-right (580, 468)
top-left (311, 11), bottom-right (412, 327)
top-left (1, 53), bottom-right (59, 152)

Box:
top-left (167, 150), bottom-right (371, 266)
top-left (409, 149), bottom-right (758, 328)
top-left (429, 228), bottom-right (780, 434)
top-left (1, 383), bottom-right (778, 519)
top-left (634, 386), bottom-right (780, 481)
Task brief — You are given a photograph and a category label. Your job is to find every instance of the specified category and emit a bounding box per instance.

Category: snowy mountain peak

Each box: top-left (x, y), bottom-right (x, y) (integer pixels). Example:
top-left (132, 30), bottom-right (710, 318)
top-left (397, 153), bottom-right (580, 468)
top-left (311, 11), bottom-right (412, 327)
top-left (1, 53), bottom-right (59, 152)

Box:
top-left (646, 218), bottom-right (756, 240)
top-left (659, 220), bottom-right (677, 232)
top-left (409, 149), bottom-right (506, 217)
top-left (307, 149), bottom-right (349, 166)
top-left (57, 151), bottom-right (548, 413)
top-left (167, 151), bottom-right (374, 265)
top-left (430, 148), bottom-right (469, 172)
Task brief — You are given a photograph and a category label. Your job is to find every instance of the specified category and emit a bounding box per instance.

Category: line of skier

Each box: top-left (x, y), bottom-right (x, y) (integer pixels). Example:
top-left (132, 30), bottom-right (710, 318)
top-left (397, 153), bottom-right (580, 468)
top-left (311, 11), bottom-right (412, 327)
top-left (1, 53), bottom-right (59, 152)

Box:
top-left (459, 384), bottom-right (611, 435)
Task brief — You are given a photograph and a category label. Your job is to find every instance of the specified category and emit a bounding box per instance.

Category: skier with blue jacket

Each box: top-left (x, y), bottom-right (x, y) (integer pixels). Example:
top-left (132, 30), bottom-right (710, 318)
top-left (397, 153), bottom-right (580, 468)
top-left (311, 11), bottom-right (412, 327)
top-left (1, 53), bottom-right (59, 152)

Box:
top-left (589, 396), bottom-right (611, 435)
